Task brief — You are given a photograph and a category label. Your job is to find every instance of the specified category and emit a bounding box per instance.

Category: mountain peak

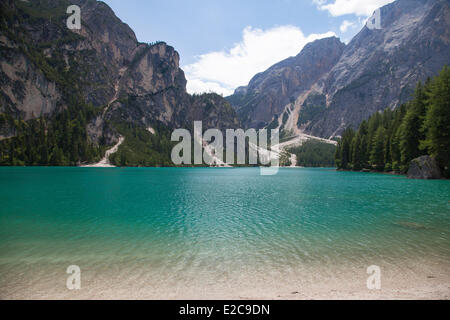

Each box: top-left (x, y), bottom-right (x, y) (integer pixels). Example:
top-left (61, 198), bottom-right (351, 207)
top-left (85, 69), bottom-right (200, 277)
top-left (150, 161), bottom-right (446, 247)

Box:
top-left (228, 0), bottom-right (449, 137)
top-left (300, 36), bottom-right (344, 52)
top-left (227, 36), bottom-right (345, 128)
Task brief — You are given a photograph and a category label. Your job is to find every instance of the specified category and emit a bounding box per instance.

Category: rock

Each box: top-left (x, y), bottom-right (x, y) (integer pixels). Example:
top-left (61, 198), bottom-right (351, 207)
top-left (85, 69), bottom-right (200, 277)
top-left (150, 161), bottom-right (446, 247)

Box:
top-left (227, 37), bottom-right (345, 129)
top-left (407, 156), bottom-right (442, 179)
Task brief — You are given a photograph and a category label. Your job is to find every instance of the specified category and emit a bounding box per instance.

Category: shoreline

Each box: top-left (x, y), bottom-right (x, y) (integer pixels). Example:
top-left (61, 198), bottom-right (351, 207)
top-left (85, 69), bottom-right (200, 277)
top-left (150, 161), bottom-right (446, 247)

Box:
top-left (1, 166), bottom-right (449, 181)
top-left (0, 165), bottom-right (336, 169)
top-left (336, 168), bottom-right (449, 180)
top-left (1, 167), bottom-right (448, 300)
top-left (1, 256), bottom-right (448, 300)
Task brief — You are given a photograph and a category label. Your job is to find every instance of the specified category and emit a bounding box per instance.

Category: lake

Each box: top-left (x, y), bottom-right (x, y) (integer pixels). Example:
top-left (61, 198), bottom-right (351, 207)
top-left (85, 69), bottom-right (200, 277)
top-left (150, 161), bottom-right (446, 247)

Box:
top-left (0, 167), bottom-right (449, 299)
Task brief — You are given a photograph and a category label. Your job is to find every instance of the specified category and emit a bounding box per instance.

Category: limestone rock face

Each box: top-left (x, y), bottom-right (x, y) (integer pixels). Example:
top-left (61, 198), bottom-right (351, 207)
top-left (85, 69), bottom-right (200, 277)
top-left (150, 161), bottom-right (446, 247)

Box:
top-left (0, 51), bottom-right (61, 120)
top-left (407, 156), bottom-right (442, 179)
top-left (307, 0), bottom-right (450, 138)
top-left (189, 93), bottom-right (241, 132)
top-left (227, 37), bottom-right (345, 129)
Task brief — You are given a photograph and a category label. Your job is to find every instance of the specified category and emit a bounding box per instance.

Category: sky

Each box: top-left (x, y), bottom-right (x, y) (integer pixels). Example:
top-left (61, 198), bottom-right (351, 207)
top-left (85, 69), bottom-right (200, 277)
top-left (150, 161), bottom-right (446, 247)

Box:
top-left (102, 0), bottom-right (394, 96)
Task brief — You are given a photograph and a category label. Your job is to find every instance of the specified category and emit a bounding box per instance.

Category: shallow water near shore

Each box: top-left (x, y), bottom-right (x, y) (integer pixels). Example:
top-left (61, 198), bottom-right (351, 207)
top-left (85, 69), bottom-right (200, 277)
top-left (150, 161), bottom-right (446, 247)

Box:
top-left (0, 167), bottom-right (449, 299)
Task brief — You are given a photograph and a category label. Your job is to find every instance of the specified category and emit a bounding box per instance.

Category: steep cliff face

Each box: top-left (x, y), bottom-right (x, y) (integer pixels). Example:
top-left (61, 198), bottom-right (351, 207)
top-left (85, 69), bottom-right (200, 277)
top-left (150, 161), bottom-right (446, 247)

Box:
top-left (228, 37), bottom-right (345, 129)
top-left (100, 43), bottom-right (190, 138)
top-left (0, 0), bottom-right (240, 165)
top-left (0, 48), bottom-right (61, 120)
top-left (228, 0), bottom-right (450, 138)
top-left (0, 0), bottom-right (139, 118)
top-left (308, 0), bottom-right (450, 138)
top-left (189, 93), bottom-right (241, 131)
top-left (66, 0), bottom-right (140, 108)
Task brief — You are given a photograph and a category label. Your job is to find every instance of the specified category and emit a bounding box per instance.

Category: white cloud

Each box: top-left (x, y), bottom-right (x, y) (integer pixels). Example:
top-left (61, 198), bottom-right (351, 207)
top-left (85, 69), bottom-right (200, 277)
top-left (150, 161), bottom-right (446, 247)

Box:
top-left (313, 0), bottom-right (394, 17)
top-left (184, 26), bottom-right (335, 96)
top-left (340, 20), bottom-right (355, 33)
top-left (187, 79), bottom-right (230, 96)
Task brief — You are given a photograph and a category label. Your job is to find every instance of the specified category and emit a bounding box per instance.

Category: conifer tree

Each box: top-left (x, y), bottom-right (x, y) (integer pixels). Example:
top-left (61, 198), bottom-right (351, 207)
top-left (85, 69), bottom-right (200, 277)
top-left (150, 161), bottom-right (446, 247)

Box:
top-left (421, 66), bottom-right (450, 176)
top-left (370, 127), bottom-right (386, 171)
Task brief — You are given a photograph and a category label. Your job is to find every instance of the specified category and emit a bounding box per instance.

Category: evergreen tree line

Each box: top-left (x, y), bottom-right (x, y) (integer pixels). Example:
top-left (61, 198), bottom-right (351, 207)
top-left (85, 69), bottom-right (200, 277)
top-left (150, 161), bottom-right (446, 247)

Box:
top-left (0, 105), bottom-right (103, 166)
top-left (109, 121), bottom-right (175, 167)
top-left (335, 66), bottom-right (450, 177)
top-left (288, 140), bottom-right (336, 167)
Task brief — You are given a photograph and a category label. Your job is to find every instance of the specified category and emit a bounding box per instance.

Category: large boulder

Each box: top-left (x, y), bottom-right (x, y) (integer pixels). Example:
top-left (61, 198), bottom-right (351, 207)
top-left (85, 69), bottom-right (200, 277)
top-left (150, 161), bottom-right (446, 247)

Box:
top-left (407, 156), bottom-right (442, 179)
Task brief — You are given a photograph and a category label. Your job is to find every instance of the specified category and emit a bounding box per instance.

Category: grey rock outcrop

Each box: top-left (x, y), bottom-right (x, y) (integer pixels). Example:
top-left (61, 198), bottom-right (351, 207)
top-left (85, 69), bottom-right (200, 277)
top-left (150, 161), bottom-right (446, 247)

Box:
top-left (407, 156), bottom-right (442, 179)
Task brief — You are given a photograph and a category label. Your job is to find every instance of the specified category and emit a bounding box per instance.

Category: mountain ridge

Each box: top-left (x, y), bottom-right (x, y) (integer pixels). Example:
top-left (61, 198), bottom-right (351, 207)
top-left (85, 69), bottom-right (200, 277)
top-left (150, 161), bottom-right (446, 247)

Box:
top-left (0, 0), bottom-right (240, 166)
top-left (227, 36), bottom-right (346, 129)
top-left (228, 0), bottom-right (450, 139)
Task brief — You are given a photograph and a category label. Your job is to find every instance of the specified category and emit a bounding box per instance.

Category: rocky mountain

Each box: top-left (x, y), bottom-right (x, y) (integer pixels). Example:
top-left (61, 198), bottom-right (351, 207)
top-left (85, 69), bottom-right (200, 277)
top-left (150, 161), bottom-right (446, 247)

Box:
top-left (0, 0), bottom-right (240, 165)
top-left (227, 37), bottom-right (345, 129)
top-left (228, 0), bottom-right (450, 139)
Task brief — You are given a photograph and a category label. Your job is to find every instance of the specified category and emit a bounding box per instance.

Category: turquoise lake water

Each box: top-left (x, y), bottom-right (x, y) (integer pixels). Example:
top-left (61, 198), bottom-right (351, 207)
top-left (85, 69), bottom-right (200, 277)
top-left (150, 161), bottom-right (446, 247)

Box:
top-left (0, 167), bottom-right (449, 298)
